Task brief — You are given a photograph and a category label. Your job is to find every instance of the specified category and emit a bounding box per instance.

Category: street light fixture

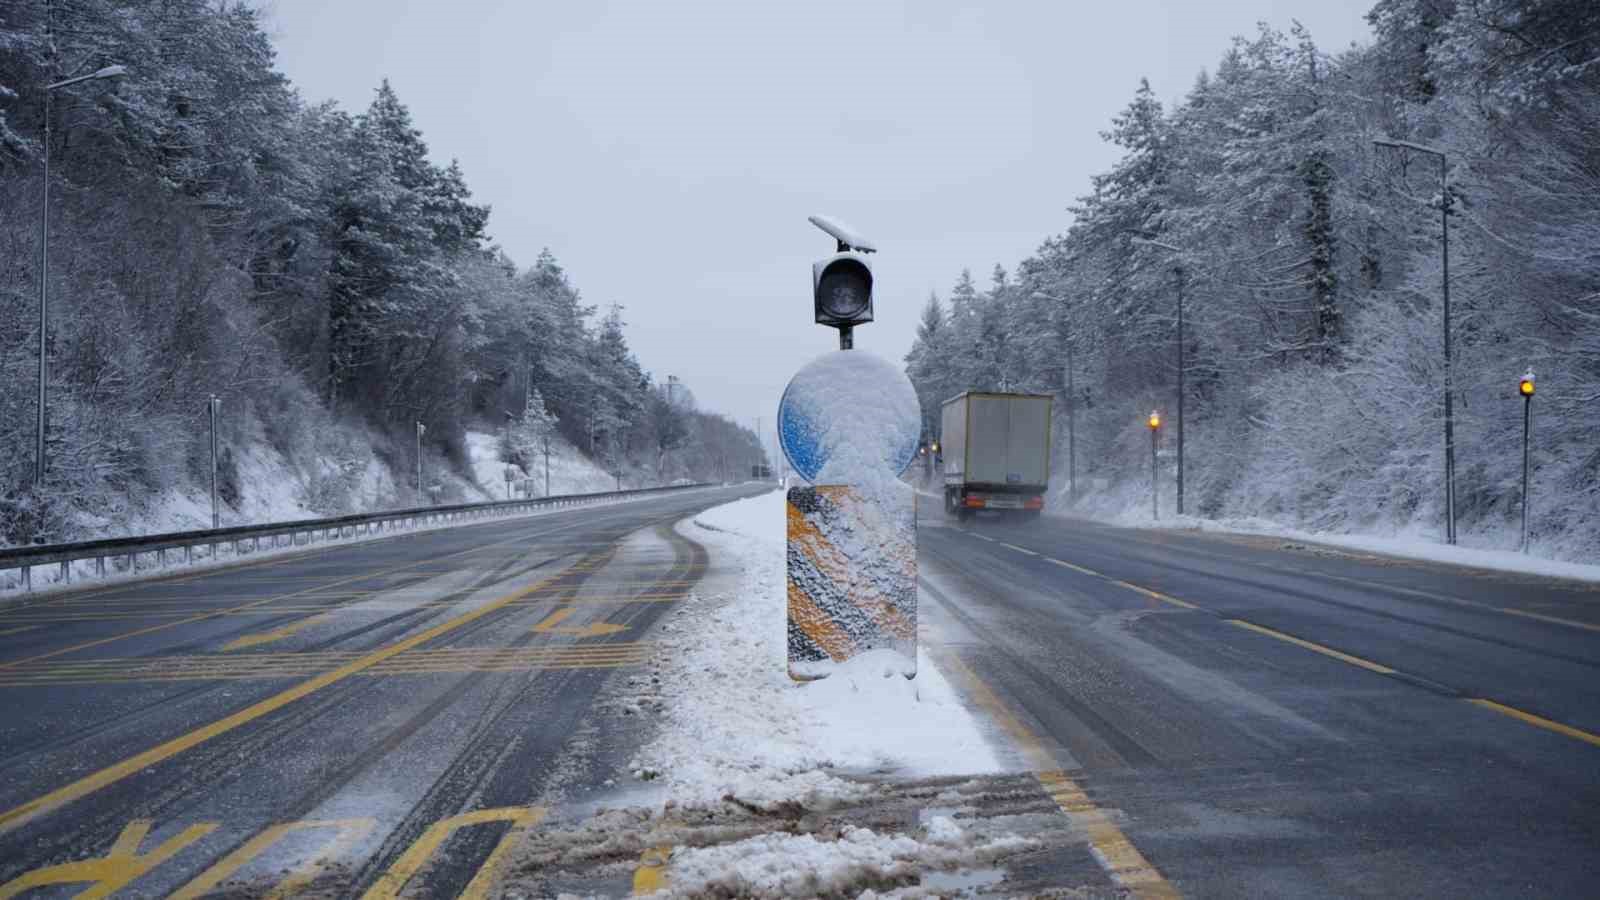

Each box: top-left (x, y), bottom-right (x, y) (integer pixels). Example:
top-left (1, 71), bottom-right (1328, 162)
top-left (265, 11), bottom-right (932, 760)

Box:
top-left (1519, 370), bottom-right (1535, 554)
top-left (1129, 236), bottom-right (1187, 516)
top-left (1373, 136), bottom-right (1457, 545)
top-left (35, 63), bottom-right (128, 488)
top-left (1033, 291), bottom-right (1079, 501)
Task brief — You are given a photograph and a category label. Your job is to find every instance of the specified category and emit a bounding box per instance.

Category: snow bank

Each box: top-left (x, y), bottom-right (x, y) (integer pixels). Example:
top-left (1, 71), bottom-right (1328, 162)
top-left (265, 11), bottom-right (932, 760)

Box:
top-left (1064, 478), bottom-right (1600, 584)
top-left (659, 821), bottom-right (1030, 899)
top-left (632, 491), bottom-right (1000, 812)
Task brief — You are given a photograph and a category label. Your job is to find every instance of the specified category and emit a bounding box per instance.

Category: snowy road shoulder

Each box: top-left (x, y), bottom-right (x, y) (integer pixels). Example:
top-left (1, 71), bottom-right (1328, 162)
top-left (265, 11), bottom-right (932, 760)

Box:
top-left (631, 489), bottom-right (1002, 812)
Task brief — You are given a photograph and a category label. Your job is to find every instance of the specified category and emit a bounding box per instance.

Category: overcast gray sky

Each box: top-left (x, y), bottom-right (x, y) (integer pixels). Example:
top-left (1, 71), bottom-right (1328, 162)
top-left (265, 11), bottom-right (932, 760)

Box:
top-left (265, 0), bottom-right (1373, 437)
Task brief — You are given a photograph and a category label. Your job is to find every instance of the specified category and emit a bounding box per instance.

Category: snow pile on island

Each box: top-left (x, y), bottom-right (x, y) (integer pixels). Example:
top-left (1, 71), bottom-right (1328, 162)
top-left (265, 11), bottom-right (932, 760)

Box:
top-left (631, 489), bottom-right (1001, 811)
top-left (660, 818), bottom-right (1030, 898)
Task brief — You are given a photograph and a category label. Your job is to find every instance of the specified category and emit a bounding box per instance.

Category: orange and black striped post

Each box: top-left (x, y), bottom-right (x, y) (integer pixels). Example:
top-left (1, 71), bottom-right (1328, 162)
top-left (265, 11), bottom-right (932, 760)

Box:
top-left (786, 485), bottom-right (916, 680)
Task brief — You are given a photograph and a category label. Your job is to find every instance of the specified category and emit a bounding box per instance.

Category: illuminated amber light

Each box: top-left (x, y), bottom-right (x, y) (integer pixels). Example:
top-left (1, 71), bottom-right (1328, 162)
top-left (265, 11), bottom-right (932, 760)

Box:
top-left (1148, 412), bottom-right (1161, 429)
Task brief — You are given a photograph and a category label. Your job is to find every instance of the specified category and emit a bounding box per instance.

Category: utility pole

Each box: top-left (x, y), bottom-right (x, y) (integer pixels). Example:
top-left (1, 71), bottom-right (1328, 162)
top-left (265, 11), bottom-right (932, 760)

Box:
top-left (208, 394), bottom-right (221, 529)
top-left (35, 64), bottom-right (128, 488)
top-left (1374, 138), bottom-right (1456, 544)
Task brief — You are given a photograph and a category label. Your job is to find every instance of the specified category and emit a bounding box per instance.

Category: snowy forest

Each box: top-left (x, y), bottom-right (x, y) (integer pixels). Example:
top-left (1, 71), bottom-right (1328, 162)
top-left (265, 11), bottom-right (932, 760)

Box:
top-left (906, 0), bottom-right (1599, 560)
top-left (0, 1), bottom-right (764, 545)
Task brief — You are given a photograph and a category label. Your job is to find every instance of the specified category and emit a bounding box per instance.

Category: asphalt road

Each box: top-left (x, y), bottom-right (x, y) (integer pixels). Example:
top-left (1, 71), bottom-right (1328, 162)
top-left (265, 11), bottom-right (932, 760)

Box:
top-left (917, 493), bottom-right (1600, 898)
top-left (0, 484), bottom-right (768, 898)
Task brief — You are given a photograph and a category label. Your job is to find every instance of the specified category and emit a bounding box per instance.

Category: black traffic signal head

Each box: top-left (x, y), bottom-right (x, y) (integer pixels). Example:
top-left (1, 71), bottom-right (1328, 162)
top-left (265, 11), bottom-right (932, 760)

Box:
top-left (812, 252), bottom-right (874, 327)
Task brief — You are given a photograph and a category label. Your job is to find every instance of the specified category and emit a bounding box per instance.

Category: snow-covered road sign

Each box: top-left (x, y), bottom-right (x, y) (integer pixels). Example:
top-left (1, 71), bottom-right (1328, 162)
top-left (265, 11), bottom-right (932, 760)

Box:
top-left (779, 350), bottom-right (920, 680)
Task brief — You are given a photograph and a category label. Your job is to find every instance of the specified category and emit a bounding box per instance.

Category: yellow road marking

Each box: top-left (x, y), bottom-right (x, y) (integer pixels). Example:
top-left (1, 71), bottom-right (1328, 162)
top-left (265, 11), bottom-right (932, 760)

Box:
top-left (0, 565), bottom-right (573, 835)
top-left (221, 614), bottom-right (331, 651)
top-left (1112, 580), bottom-right (1201, 611)
top-left (1047, 557), bottom-right (1099, 577)
top-left (171, 817), bottom-right (374, 899)
top-left (1466, 698), bottom-right (1600, 748)
top-left (1497, 607), bottom-right (1600, 634)
top-left (532, 607), bottom-right (628, 637)
top-left (0, 818), bottom-right (217, 899)
top-left (0, 520), bottom-right (570, 670)
top-left (922, 631), bottom-right (1176, 898)
top-left (633, 845), bottom-right (672, 894)
top-left (1037, 771), bottom-right (1179, 898)
top-left (1000, 542), bottom-right (1038, 556)
top-left (1226, 620), bottom-right (1395, 674)
top-left (362, 805), bottom-right (545, 900)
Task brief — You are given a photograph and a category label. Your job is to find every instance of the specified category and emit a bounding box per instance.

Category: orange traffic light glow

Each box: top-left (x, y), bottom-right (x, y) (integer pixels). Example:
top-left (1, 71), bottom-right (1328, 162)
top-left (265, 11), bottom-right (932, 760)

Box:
top-left (1148, 412), bottom-right (1161, 429)
top-left (1520, 379), bottom-right (1535, 396)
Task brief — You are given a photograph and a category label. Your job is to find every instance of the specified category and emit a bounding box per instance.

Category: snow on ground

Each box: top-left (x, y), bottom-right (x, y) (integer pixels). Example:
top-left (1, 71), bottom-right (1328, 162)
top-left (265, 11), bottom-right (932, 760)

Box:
top-left (633, 490), bottom-right (1001, 813)
top-left (660, 821), bottom-right (1031, 899)
top-left (1060, 479), bottom-right (1600, 585)
top-left (463, 430), bottom-right (621, 500)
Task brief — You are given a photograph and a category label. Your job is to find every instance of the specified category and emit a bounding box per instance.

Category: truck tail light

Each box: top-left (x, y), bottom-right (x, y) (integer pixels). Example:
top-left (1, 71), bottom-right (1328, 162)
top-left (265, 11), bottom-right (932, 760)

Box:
top-left (963, 496), bottom-right (985, 508)
top-left (1024, 497), bottom-right (1044, 509)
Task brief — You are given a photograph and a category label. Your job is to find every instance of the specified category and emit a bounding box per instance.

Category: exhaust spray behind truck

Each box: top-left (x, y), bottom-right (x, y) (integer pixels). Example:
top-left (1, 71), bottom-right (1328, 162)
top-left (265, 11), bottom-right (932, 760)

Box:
top-left (940, 392), bottom-right (1053, 520)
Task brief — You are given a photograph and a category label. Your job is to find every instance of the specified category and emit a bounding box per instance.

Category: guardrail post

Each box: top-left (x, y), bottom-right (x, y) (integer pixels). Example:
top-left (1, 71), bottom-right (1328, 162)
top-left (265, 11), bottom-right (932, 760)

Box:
top-left (23, 565), bottom-right (31, 592)
top-left (59, 560), bottom-right (69, 584)
top-left (158, 548), bottom-right (165, 568)
top-left (97, 556), bottom-right (105, 576)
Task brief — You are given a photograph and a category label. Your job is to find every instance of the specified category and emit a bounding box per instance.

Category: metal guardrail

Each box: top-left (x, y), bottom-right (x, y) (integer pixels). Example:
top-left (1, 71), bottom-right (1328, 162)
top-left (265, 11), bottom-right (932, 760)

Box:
top-left (0, 483), bottom-right (714, 593)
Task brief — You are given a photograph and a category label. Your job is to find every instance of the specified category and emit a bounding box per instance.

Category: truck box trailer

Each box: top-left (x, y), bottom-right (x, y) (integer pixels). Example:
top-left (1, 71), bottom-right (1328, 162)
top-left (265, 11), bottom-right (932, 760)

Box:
top-left (940, 392), bottom-right (1053, 520)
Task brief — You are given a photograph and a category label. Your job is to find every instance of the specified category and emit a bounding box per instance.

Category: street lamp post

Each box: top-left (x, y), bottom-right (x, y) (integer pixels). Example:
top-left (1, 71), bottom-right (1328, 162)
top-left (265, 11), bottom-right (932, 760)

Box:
top-left (415, 421), bottom-right (425, 498)
top-left (1129, 237), bottom-right (1187, 517)
top-left (35, 64), bottom-right (127, 488)
top-left (1148, 411), bottom-right (1162, 520)
top-left (1374, 137), bottom-right (1456, 545)
top-left (1519, 371), bottom-right (1535, 553)
top-left (1032, 291), bottom-right (1077, 501)
top-left (208, 394), bottom-right (221, 529)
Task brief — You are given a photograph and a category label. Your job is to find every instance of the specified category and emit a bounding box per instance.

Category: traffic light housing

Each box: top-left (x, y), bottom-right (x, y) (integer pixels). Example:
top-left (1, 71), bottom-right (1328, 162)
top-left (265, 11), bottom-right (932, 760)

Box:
top-left (1148, 411), bottom-right (1161, 430)
top-left (812, 252), bottom-right (874, 328)
top-left (1519, 373), bottom-right (1535, 397)
top-left (808, 215), bottom-right (876, 343)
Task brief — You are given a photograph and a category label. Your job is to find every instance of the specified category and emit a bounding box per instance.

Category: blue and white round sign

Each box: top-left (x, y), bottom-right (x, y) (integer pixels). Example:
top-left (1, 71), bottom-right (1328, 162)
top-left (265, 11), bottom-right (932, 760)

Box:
top-left (778, 350), bottom-right (921, 484)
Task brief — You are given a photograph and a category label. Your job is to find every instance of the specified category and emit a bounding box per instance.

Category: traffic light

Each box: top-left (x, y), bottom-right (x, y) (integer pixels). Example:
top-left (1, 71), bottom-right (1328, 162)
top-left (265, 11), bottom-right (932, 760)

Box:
top-left (809, 215), bottom-right (875, 343)
top-left (1519, 372), bottom-right (1535, 397)
top-left (1148, 411), bottom-right (1161, 430)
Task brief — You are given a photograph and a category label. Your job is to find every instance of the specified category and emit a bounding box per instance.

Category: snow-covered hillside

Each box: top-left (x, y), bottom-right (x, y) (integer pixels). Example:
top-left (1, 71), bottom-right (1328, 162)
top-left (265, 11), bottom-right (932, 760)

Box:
top-left (462, 430), bottom-right (624, 500)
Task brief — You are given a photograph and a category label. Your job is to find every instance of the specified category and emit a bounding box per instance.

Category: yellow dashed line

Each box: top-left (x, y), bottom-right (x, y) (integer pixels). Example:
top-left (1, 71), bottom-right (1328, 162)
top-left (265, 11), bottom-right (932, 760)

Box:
top-left (1111, 580), bottom-right (1200, 611)
top-left (1225, 619), bottom-right (1395, 675)
top-left (1497, 607), bottom-right (1600, 634)
top-left (1047, 558), bottom-right (1099, 577)
top-left (1466, 699), bottom-right (1600, 748)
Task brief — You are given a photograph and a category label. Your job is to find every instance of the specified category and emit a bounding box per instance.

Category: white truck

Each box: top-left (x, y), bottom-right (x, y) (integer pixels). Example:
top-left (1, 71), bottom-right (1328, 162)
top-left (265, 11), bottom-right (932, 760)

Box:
top-left (940, 392), bottom-right (1053, 520)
